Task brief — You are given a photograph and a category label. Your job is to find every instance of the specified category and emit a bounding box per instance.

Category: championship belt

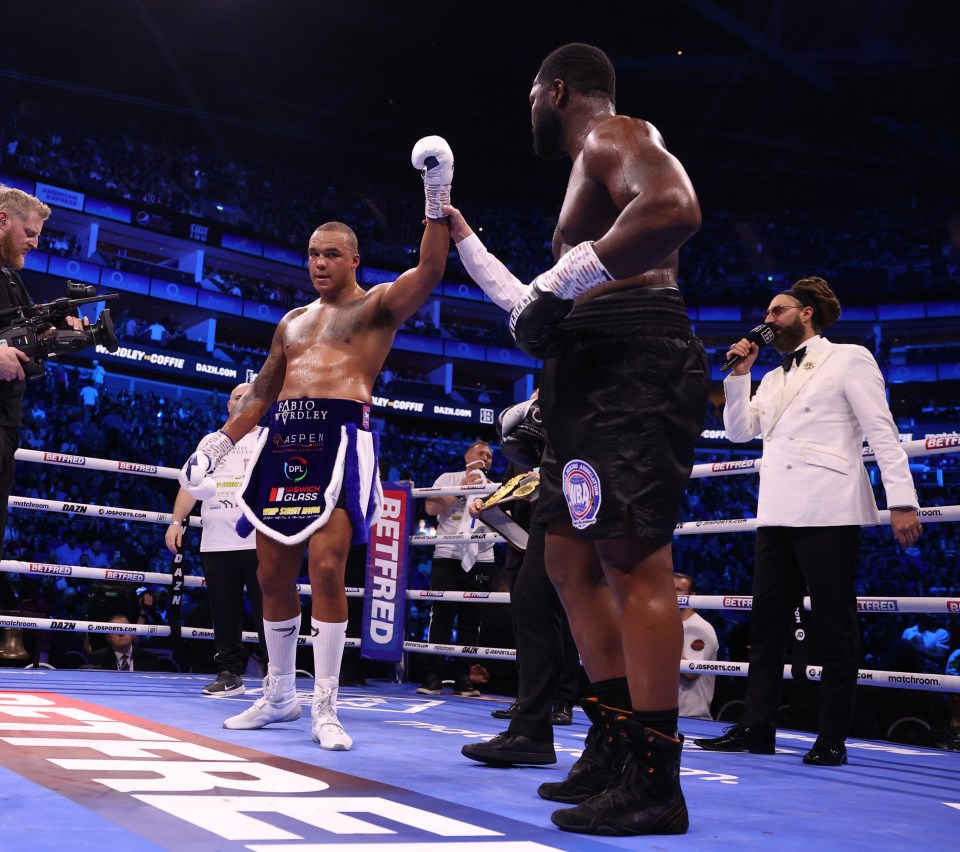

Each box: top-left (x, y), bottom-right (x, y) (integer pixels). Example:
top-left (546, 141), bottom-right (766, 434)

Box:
top-left (475, 471), bottom-right (540, 551)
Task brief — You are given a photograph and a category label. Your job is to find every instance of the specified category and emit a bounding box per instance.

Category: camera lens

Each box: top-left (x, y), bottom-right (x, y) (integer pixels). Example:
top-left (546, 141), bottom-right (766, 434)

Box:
top-left (66, 281), bottom-right (97, 299)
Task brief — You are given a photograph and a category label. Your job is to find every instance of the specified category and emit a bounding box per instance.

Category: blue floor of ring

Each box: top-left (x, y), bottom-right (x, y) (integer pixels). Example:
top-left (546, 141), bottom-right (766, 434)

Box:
top-left (1, 669), bottom-right (958, 852)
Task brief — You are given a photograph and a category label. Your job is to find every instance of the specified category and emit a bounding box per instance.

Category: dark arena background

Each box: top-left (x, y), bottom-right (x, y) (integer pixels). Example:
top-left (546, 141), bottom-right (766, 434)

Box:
top-left (0, 1), bottom-right (958, 849)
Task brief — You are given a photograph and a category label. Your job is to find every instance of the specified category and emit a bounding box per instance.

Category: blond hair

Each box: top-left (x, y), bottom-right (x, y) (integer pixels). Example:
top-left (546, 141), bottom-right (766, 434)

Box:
top-left (0, 185), bottom-right (51, 222)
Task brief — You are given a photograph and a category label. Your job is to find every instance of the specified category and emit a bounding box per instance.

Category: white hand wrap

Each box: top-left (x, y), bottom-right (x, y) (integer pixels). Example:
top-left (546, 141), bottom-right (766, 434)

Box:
top-left (533, 240), bottom-right (612, 301)
top-left (412, 135), bottom-right (454, 220)
top-left (178, 430), bottom-right (234, 489)
top-left (456, 234), bottom-right (525, 311)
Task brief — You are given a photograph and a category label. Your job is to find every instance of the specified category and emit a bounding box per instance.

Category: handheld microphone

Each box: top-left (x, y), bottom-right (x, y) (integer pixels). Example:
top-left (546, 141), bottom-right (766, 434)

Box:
top-left (722, 323), bottom-right (776, 372)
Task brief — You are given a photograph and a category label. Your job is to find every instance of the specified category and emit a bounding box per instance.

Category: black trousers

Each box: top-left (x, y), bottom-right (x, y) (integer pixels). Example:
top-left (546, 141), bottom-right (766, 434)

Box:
top-left (507, 521), bottom-right (582, 741)
top-left (202, 549), bottom-right (266, 675)
top-left (0, 426), bottom-right (18, 609)
top-left (423, 557), bottom-right (492, 683)
top-left (744, 525), bottom-right (861, 740)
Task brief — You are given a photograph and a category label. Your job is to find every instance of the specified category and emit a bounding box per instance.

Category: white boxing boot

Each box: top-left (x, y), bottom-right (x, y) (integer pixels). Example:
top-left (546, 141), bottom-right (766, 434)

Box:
top-left (223, 672), bottom-right (301, 730)
top-left (311, 676), bottom-right (352, 750)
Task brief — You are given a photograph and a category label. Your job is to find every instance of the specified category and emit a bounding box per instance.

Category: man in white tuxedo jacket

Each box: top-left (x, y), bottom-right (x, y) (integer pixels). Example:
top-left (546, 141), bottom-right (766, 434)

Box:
top-left (695, 277), bottom-right (922, 767)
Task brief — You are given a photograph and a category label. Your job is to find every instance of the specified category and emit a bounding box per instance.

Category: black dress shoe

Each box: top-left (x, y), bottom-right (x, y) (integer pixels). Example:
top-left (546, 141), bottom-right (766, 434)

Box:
top-left (416, 676), bottom-right (443, 695)
top-left (693, 723), bottom-right (775, 754)
top-left (462, 732), bottom-right (557, 766)
top-left (492, 700), bottom-right (519, 720)
top-left (803, 736), bottom-right (847, 766)
top-left (551, 703), bottom-right (574, 725)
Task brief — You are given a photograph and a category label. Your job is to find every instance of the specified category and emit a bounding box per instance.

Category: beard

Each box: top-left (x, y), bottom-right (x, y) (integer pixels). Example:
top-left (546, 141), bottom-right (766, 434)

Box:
top-left (773, 314), bottom-right (807, 354)
top-left (532, 108), bottom-right (565, 161)
top-left (0, 229), bottom-right (24, 270)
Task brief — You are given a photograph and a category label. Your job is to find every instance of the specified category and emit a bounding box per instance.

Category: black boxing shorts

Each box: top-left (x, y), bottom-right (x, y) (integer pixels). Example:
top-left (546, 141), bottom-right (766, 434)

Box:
top-left (534, 287), bottom-right (708, 544)
top-left (237, 398), bottom-right (382, 545)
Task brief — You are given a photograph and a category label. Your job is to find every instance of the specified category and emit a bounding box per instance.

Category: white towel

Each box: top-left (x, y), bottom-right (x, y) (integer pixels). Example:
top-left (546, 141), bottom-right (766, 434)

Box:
top-left (459, 467), bottom-right (488, 571)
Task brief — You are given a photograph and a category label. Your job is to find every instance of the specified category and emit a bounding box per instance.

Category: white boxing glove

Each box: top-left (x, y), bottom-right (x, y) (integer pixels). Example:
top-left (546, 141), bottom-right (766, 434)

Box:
top-left (412, 135), bottom-right (453, 220)
top-left (185, 476), bottom-right (217, 501)
top-left (179, 430), bottom-right (234, 489)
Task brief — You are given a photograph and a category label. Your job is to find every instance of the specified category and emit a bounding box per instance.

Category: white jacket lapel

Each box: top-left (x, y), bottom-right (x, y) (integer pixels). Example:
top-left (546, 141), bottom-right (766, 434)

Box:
top-left (766, 344), bottom-right (835, 436)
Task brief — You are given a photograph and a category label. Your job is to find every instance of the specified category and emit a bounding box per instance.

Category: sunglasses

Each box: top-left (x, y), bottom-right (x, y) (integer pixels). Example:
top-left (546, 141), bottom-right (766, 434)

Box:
top-left (765, 304), bottom-right (803, 318)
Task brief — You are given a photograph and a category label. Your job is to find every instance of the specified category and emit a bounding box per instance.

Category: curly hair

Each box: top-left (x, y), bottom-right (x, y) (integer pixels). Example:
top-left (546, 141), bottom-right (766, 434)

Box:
top-left (537, 43), bottom-right (616, 104)
top-left (784, 276), bottom-right (841, 332)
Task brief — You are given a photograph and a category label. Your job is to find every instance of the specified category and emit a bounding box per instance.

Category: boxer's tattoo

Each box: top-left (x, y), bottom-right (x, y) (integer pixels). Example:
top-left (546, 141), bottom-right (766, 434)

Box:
top-left (321, 295), bottom-right (369, 341)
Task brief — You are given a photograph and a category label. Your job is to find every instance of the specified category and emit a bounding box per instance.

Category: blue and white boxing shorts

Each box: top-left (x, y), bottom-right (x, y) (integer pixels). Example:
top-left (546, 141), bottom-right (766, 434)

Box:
top-left (237, 398), bottom-right (382, 545)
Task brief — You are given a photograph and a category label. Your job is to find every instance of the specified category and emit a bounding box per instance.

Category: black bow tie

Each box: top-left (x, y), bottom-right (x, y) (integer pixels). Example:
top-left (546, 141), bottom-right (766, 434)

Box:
top-left (781, 346), bottom-right (807, 372)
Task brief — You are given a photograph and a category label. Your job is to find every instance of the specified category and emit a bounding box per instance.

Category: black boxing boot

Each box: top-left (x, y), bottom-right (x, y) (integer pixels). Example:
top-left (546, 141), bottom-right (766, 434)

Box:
top-left (551, 715), bottom-right (689, 836)
top-left (538, 698), bottom-right (622, 803)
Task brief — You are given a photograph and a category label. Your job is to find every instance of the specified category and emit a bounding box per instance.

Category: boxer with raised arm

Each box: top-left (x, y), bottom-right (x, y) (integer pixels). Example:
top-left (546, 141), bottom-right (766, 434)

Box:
top-left (180, 137), bottom-right (453, 750)
top-left (443, 43), bottom-right (707, 836)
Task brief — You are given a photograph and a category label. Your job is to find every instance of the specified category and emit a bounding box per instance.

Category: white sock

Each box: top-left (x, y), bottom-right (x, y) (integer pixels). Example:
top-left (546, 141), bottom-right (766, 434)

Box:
top-left (311, 618), bottom-right (347, 680)
top-left (263, 615), bottom-right (300, 676)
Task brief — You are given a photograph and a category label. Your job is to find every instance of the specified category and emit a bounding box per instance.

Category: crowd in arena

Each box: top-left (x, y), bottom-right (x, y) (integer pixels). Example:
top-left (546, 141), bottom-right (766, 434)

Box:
top-left (3, 100), bottom-right (957, 306)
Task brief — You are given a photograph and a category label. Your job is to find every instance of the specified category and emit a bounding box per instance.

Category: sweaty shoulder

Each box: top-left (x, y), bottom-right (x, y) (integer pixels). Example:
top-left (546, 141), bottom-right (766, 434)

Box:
top-left (582, 115), bottom-right (667, 163)
top-left (281, 304), bottom-right (312, 323)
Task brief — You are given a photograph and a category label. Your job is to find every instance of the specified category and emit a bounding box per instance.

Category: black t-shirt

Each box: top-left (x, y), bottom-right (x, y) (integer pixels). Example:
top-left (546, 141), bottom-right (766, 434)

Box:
top-left (0, 266), bottom-right (34, 428)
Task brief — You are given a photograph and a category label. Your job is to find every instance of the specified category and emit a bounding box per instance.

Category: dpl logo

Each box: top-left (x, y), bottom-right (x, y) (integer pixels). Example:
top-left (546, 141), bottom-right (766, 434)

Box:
top-left (284, 457), bottom-right (308, 482)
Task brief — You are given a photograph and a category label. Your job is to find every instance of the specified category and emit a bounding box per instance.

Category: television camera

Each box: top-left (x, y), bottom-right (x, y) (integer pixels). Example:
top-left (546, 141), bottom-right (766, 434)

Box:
top-left (0, 281), bottom-right (119, 379)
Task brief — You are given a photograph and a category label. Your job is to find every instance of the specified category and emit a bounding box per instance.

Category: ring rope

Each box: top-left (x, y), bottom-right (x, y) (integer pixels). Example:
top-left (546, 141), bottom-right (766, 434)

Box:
top-left (14, 448), bottom-right (180, 479)
top-left (0, 559), bottom-right (207, 588)
top-left (9, 495), bottom-right (956, 540)
top-left (410, 505), bottom-right (958, 546)
top-left (7, 495), bottom-right (195, 527)
top-left (674, 505), bottom-right (960, 536)
top-left (678, 660), bottom-right (960, 693)
top-left (0, 560), bottom-right (516, 604)
top-left (408, 483), bottom-right (499, 498)
top-left (1, 558), bottom-right (954, 614)
top-left (17, 436), bottom-right (957, 487)
top-left (5, 606), bottom-right (954, 694)
top-left (687, 437), bottom-right (960, 480)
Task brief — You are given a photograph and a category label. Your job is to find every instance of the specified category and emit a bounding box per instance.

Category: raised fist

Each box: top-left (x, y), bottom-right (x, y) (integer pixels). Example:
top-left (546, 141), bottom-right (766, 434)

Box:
top-left (412, 135), bottom-right (454, 220)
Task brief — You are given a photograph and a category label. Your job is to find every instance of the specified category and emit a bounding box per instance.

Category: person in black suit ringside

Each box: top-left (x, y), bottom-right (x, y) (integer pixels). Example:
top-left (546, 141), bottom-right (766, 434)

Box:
top-left (87, 614), bottom-right (162, 672)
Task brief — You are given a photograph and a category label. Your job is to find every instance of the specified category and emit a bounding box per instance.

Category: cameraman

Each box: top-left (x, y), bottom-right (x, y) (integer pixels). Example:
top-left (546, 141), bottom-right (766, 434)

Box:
top-left (0, 187), bottom-right (87, 612)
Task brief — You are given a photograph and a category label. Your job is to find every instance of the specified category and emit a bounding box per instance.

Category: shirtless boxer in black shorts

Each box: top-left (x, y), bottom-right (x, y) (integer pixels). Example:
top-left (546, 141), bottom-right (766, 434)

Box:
top-left (443, 44), bottom-right (707, 836)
